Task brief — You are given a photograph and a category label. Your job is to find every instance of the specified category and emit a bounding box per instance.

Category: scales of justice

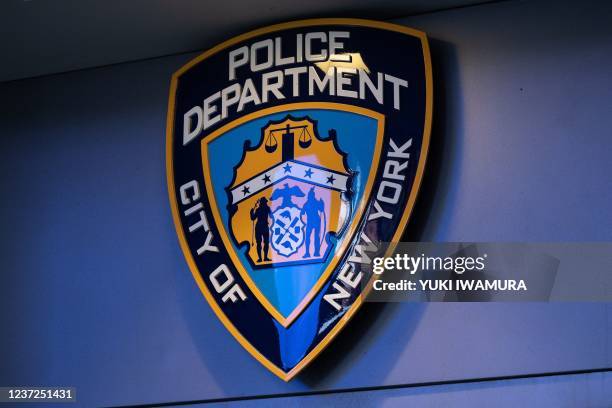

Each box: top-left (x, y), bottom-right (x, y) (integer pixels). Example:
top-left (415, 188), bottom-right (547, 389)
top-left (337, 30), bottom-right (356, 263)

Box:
top-left (227, 115), bottom-right (353, 268)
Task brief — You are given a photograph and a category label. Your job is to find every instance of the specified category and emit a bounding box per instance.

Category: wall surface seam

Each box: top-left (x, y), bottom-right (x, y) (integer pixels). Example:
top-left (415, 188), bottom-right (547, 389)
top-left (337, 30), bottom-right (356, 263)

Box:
top-left (0, 0), bottom-right (516, 85)
top-left (110, 367), bottom-right (612, 408)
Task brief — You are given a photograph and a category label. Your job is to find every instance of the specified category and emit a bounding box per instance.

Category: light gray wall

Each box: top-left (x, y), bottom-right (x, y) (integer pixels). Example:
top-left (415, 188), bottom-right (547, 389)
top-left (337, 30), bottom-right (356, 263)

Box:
top-left (0, 0), bottom-right (610, 406)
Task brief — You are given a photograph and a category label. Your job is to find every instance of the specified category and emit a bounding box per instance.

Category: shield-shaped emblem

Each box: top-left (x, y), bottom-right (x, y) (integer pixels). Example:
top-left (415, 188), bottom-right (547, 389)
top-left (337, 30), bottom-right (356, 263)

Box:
top-left (167, 19), bottom-right (432, 380)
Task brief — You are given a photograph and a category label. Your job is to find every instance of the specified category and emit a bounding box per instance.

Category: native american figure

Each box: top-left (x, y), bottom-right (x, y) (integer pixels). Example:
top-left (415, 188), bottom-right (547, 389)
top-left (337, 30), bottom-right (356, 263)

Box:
top-left (301, 187), bottom-right (325, 258)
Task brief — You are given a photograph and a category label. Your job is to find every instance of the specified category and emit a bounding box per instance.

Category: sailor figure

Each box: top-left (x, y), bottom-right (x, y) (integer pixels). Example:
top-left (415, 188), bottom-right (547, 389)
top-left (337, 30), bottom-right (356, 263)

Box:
top-left (250, 197), bottom-right (272, 262)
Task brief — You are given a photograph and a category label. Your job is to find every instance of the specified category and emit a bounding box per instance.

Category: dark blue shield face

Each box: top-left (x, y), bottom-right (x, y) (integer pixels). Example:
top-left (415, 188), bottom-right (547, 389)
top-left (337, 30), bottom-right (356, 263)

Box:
top-left (167, 19), bottom-right (432, 380)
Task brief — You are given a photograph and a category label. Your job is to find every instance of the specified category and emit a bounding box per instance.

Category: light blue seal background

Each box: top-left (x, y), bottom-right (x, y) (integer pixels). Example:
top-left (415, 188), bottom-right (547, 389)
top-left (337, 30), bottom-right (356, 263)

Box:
top-left (207, 108), bottom-right (379, 317)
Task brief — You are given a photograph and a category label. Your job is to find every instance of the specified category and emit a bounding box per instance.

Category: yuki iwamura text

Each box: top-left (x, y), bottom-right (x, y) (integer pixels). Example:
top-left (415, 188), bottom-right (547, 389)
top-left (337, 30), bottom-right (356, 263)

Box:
top-left (372, 253), bottom-right (488, 275)
top-left (183, 31), bottom-right (410, 145)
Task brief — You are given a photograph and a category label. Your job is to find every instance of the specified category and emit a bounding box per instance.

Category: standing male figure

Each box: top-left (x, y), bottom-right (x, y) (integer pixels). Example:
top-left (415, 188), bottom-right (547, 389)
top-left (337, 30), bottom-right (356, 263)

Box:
top-left (301, 187), bottom-right (325, 258)
top-left (250, 197), bottom-right (272, 262)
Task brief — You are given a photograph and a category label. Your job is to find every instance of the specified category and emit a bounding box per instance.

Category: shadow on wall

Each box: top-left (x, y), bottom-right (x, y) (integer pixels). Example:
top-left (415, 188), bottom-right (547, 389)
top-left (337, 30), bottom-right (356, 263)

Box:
top-left (175, 37), bottom-right (463, 391)
top-left (407, 38), bottom-right (465, 243)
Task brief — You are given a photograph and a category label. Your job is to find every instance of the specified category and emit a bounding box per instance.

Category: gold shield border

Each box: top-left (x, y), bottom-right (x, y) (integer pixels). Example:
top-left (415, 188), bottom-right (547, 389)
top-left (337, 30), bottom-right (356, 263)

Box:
top-left (201, 102), bottom-right (384, 328)
top-left (166, 18), bottom-right (433, 381)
